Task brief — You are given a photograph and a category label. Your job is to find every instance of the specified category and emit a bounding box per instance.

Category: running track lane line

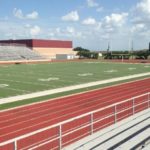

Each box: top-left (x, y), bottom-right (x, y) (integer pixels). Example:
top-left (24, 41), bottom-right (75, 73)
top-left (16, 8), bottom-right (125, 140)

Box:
top-left (0, 78), bottom-right (149, 145)
top-left (0, 78), bottom-right (148, 121)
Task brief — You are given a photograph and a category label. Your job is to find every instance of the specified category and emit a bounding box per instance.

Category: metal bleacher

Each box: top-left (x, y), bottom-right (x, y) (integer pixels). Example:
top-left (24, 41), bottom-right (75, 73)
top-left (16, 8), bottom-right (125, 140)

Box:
top-left (0, 93), bottom-right (149, 150)
top-left (143, 144), bottom-right (150, 150)
top-left (0, 45), bottom-right (45, 61)
top-left (64, 109), bottom-right (150, 150)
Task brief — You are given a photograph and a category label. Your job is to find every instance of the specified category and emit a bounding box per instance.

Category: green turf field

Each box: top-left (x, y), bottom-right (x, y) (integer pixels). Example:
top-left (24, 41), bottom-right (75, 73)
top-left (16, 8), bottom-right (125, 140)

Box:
top-left (0, 61), bottom-right (150, 99)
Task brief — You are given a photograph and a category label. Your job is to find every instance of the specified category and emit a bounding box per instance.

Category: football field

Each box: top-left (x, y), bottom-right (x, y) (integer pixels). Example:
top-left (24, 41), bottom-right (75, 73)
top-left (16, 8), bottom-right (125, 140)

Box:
top-left (0, 61), bottom-right (150, 99)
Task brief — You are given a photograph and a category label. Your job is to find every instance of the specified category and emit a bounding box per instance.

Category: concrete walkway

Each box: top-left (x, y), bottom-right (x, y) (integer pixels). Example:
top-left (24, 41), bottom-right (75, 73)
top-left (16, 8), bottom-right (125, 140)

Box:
top-left (0, 72), bottom-right (150, 105)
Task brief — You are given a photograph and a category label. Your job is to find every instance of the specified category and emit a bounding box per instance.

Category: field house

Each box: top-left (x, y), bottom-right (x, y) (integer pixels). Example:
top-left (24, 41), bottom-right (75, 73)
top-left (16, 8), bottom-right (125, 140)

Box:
top-left (0, 39), bottom-right (150, 149)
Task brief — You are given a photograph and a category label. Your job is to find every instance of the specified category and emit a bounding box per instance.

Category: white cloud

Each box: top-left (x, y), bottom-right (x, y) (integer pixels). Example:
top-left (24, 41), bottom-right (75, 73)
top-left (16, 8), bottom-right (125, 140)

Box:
top-left (130, 23), bottom-right (149, 38)
top-left (131, 23), bottom-right (145, 33)
top-left (13, 8), bottom-right (24, 19)
top-left (87, 0), bottom-right (104, 13)
top-left (13, 8), bottom-right (38, 20)
top-left (131, 0), bottom-right (150, 38)
top-left (30, 25), bottom-right (41, 36)
top-left (95, 22), bottom-right (102, 30)
top-left (65, 26), bottom-right (83, 38)
top-left (66, 26), bottom-right (75, 33)
top-left (62, 11), bottom-right (79, 22)
top-left (48, 26), bottom-right (83, 39)
top-left (136, 0), bottom-right (150, 14)
top-left (0, 21), bottom-right (31, 39)
top-left (26, 11), bottom-right (38, 19)
top-left (104, 13), bottom-right (128, 27)
top-left (87, 0), bottom-right (99, 7)
top-left (82, 17), bottom-right (97, 25)
top-left (132, 0), bottom-right (150, 25)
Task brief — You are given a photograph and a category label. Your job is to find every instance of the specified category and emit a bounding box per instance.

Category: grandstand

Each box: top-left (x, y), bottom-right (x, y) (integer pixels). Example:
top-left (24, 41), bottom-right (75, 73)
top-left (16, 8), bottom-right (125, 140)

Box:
top-left (0, 45), bottom-right (46, 61)
top-left (0, 39), bottom-right (75, 60)
top-left (64, 109), bottom-right (150, 150)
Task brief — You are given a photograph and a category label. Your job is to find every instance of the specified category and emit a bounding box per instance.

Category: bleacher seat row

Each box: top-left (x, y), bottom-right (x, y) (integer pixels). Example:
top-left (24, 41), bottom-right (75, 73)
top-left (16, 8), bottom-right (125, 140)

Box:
top-left (0, 46), bottom-right (45, 61)
top-left (64, 109), bottom-right (150, 150)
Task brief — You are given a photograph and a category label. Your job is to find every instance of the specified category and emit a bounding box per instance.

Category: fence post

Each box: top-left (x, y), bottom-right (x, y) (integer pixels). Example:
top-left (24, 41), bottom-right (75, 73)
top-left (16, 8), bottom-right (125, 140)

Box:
top-left (59, 125), bottom-right (62, 150)
top-left (90, 113), bottom-right (94, 135)
top-left (114, 105), bottom-right (117, 123)
top-left (14, 141), bottom-right (17, 150)
top-left (132, 98), bottom-right (135, 115)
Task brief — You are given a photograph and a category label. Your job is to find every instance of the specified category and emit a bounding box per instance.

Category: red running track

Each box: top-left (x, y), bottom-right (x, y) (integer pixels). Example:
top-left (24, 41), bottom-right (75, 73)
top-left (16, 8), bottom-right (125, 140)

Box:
top-left (0, 78), bottom-right (150, 150)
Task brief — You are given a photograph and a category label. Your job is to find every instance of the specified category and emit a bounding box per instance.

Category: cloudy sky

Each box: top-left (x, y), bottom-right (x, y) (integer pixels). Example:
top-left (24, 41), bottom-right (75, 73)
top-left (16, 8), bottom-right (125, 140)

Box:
top-left (0, 0), bottom-right (150, 50)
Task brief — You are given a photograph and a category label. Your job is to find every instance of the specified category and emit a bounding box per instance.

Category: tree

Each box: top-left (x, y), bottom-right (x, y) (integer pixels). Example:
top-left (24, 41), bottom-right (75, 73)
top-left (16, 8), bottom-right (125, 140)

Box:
top-left (73, 47), bottom-right (89, 52)
top-left (73, 47), bottom-right (98, 59)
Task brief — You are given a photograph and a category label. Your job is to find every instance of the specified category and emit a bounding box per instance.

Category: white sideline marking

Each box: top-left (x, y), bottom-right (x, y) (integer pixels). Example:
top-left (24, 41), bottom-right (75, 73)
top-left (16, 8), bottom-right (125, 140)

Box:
top-left (38, 77), bottom-right (59, 82)
top-left (104, 70), bottom-right (118, 73)
top-left (0, 84), bottom-right (9, 88)
top-left (128, 68), bottom-right (136, 70)
top-left (144, 65), bottom-right (150, 68)
top-left (78, 73), bottom-right (93, 77)
top-left (0, 72), bottom-right (150, 105)
top-left (84, 62), bottom-right (100, 64)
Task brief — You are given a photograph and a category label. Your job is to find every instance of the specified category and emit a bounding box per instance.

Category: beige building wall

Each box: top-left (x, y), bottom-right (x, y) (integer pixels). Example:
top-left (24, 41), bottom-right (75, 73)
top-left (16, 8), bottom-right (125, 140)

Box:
top-left (33, 48), bottom-right (76, 59)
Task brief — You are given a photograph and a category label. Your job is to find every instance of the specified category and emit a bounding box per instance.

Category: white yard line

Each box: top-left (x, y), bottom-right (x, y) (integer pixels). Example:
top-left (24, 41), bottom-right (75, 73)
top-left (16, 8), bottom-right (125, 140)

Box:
top-left (4, 87), bottom-right (30, 93)
top-left (0, 72), bottom-right (150, 105)
top-left (0, 78), bottom-right (51, 86)
top-left (0, 84), bottom-right (9, 88)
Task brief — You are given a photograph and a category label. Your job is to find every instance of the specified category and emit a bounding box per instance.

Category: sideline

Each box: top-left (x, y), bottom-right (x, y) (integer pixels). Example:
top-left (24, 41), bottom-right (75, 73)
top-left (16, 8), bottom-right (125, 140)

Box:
top-left (0, 72), bottom-right (150, 105)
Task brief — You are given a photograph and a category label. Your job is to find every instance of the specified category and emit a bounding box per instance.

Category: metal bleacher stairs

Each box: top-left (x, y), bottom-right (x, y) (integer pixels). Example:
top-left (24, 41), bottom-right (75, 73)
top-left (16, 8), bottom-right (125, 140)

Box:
top-left (64, 109), bottom-right (150, 150)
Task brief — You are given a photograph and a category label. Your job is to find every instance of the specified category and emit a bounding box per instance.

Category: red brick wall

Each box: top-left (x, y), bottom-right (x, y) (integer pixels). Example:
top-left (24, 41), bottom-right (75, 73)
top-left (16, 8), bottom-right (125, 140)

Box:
top-left (0, 39), bottom-right (72, 49)
top-left (32, 39), bottom-right (72, 48)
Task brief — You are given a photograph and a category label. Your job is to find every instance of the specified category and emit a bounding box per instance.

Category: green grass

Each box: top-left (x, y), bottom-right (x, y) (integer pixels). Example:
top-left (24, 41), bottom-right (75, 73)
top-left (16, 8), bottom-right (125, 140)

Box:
top-left (0, 61), bottom-right (150, 110)
top-left (0, 61), bottom-right (150, 99)
top-left (0, 75), bottom-right (150, 110)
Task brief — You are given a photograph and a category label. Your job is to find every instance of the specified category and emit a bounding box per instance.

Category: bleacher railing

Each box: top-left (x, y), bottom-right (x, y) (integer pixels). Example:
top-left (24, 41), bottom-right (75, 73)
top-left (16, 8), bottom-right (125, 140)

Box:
top-left (0, 92), bottom-right (150, 150)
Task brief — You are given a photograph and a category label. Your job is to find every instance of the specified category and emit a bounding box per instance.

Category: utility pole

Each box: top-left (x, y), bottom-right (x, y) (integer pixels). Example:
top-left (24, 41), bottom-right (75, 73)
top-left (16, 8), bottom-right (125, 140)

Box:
top-left (107, 41), bottom-right (110, 59)
top-left (107, 41), bottom-right (110, 53)
top-left (131, 40), bottom-right (134, 59)
top-left (131, 40), bottom-right (134, 53)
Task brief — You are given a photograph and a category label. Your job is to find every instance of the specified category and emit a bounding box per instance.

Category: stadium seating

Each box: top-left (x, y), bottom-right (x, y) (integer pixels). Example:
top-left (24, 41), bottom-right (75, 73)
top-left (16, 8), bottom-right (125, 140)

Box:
top-left (0, 46), bottom-right (46, 61)
top-left (64, 109), bottom-right (150, 150)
